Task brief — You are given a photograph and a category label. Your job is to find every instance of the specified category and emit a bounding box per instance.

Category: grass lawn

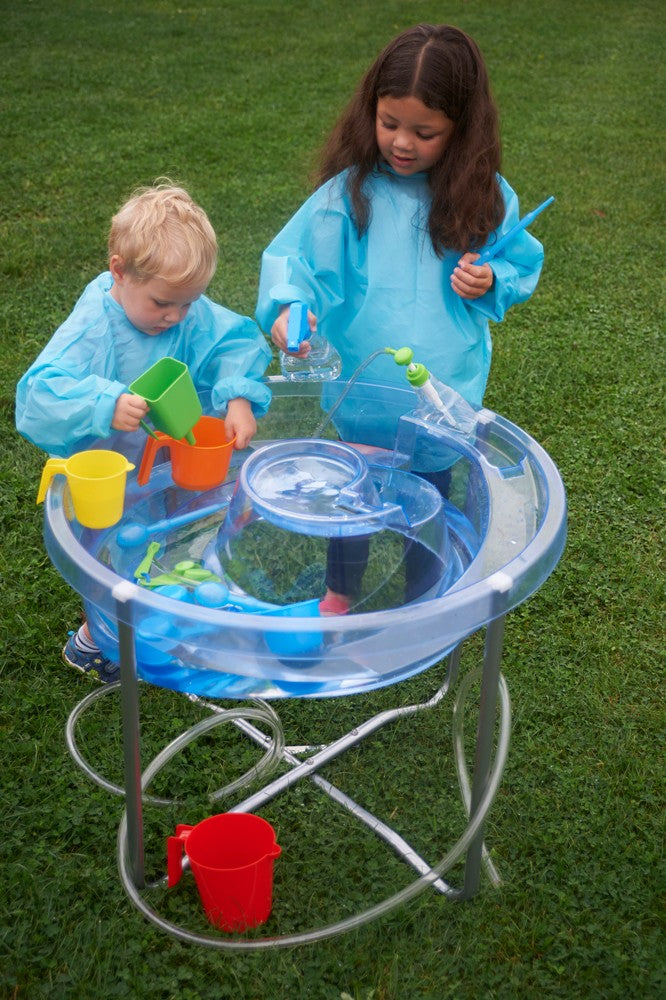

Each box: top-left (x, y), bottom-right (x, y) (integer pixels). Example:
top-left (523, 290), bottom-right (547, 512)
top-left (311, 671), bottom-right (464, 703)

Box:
top-left (0, 1), bottom-right (663, 998)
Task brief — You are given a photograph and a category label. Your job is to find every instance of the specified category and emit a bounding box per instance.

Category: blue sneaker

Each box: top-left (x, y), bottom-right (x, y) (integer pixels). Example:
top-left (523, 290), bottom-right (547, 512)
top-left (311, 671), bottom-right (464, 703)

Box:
top-left (62, 631), bottom-right (120, 684)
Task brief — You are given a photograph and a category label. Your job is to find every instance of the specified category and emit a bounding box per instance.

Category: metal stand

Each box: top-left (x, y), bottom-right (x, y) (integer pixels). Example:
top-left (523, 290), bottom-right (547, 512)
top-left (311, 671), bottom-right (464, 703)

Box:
top-left (114, 600), bottom-right (508, 905)
top-left (461, 611), bottom-right (506, 899)
top-left (116, 584), bottom-right (145, 889)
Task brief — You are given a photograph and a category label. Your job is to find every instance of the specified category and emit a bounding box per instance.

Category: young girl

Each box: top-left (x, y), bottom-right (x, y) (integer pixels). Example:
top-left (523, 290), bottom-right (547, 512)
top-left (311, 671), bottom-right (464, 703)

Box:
top-left (256, 23), bottom-right (545, 613)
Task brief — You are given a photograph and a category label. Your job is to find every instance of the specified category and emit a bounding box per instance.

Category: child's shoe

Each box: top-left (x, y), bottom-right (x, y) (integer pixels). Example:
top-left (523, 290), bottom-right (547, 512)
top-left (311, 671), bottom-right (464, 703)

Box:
top-left (62, 631), bottom-right (120, 684)
top-left (318, 592), bottom-right (351, 616)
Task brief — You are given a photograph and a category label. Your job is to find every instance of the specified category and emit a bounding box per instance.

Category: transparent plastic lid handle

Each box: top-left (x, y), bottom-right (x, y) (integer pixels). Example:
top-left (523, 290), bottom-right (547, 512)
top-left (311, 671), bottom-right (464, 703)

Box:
top-left (334, 486), bottom-right (409, 528)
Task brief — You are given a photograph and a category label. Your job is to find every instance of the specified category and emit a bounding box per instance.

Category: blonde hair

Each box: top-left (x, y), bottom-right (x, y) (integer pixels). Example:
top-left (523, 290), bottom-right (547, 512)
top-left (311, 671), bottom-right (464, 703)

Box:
top-left (108, 181), bottom-right (218, 287)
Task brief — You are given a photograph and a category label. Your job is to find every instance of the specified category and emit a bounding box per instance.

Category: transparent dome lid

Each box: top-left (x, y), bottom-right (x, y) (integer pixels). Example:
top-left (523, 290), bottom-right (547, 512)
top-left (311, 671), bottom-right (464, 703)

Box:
top-left (225, 439), bottom-right (438, 536)
top-left (215, 438), bottom-right (451, 613)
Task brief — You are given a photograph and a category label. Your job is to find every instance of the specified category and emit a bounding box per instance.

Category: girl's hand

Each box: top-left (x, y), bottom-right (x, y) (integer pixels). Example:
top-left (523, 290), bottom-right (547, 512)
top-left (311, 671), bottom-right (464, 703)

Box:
top-left (111, 392), bottom-right (148, 432)
top-left (450, 253), bottom-right (494, 300)
top-left (225, 397), bottom-right (257, 450)
top-left (271, 304), bottom-right (317, 358)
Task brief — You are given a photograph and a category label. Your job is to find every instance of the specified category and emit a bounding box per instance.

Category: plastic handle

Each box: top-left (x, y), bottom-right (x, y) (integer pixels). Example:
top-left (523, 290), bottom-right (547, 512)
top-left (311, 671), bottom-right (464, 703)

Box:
top-left (137, 432), bottom-right (170, 487)
top-left (36, 458), bottom-right (67, 504)
top-left (476, 195), bottom-right (555, 264)
top-left (335, 489), bottom-right (409, 528)
top-left (286, 302), bottom-right (310, 352)
top-left (133, 541), bottom-right (162, 580)
top-left (139, 418), bottom-right (159, 440)
top-left (167, 825), bottom-right (193, 887)
top-left (150, 500), bottom-right (230, 534)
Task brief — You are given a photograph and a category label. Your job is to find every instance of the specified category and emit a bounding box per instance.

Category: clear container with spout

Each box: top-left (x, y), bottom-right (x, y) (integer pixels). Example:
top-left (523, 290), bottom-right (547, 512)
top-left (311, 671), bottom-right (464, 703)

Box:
top-left (280, 302), bottom-right (342, 382)
top-left (387, 347), bottom-right (477, 436)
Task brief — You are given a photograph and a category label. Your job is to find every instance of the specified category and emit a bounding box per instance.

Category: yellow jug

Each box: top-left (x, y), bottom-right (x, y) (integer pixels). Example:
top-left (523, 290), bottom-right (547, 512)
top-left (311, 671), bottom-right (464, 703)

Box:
top-left (37, 450), bottom-right (135, 529)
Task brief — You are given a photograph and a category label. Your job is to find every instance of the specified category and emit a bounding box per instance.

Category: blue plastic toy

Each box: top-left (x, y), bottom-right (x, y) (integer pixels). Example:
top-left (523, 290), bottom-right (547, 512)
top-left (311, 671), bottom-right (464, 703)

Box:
top-left (476, 195), bottom-right (555, 265)
top-left (117, 500), bottom-right (229, 549)
top-left (286, 302), bottom-right (311, 352)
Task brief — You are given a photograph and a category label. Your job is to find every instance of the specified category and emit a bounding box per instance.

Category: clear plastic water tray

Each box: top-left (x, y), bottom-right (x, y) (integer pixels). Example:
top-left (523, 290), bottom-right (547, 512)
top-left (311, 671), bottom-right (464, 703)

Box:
top-left (43, 378), bottom-right (567, 698)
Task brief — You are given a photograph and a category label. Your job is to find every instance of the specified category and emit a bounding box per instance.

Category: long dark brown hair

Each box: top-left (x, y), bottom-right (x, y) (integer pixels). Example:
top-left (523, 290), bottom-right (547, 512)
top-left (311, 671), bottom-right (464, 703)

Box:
top-left (318, 24), bottom-right (504, 254)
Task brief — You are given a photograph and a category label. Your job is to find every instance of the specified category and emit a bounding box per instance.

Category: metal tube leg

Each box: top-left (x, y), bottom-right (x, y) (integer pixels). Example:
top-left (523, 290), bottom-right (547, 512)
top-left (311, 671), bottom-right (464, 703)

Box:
top-left (462, 610), bottom-right (506, 898)
top-left (115, 586), bottom-right (145, 889)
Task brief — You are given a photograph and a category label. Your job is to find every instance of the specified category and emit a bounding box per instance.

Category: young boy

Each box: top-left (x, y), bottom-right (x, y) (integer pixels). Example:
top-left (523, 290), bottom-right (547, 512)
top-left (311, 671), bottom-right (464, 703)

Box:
top-left (16, 181), bottom-right (272, 682)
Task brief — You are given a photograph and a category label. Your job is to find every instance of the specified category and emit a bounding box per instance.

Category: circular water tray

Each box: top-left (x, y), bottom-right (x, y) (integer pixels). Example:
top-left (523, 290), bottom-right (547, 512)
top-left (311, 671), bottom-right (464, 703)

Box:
top-left (43, 378), bottom-right (566, 698)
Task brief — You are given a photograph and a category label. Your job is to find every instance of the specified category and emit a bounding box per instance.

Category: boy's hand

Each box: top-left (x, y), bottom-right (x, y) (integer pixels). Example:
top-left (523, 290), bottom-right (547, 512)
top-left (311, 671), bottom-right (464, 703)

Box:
top-left (112, 393), bottom-right (149, 432)
top-left (271, 304), bottom-right (316, 358)
top-left (225, 397), bottom-right (257, 450)
top-left (450, 253), bottom-right (494, 300)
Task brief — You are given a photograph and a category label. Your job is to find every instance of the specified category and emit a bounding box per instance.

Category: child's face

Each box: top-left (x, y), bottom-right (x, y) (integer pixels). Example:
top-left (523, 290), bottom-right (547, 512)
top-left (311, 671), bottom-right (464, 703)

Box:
top-left (376, 95), bottom-right (454, 175)
top-left (109, 258), bottom-right (207, 336)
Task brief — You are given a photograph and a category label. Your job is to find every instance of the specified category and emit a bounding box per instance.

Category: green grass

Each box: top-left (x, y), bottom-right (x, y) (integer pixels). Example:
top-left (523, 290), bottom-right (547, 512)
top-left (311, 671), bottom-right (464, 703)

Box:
top-left (1, 1), bottom-right (664, 997)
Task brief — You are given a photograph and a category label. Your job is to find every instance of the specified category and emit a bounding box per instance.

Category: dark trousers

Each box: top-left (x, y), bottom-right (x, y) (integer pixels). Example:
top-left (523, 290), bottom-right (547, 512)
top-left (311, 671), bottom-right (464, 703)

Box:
top-left (325, 467), bottom-right (452, 604)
